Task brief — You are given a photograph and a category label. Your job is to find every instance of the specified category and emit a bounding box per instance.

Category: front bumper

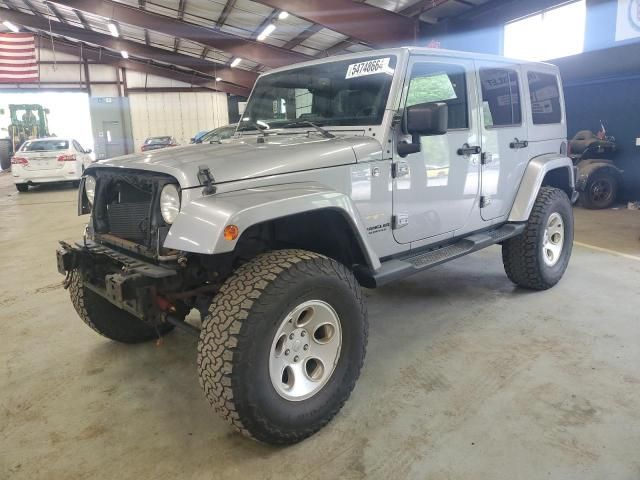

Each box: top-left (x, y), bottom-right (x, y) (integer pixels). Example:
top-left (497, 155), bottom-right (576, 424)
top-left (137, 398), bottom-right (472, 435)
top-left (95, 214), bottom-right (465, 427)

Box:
top-left (57, 240), bottom-right (177, 318)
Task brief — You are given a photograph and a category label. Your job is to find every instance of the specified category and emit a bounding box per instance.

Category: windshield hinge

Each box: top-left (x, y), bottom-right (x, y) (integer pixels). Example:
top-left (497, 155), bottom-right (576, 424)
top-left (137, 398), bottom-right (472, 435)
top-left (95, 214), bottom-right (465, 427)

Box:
top-left (197, 165), bottom-right (216, 195)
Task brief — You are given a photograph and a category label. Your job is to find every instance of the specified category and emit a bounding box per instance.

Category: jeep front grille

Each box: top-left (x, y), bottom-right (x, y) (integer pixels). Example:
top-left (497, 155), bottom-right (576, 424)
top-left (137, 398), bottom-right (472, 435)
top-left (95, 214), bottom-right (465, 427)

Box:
top-left (91, 168), bottom-right (175, 253)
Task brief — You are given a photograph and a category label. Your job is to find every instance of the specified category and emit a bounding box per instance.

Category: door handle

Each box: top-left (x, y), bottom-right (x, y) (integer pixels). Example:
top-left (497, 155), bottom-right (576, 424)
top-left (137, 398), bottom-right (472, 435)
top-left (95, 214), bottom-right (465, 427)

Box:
top-left (457, 144), bottom-right (481, 156)
top-left (509, 138), bottom-right (528, 149)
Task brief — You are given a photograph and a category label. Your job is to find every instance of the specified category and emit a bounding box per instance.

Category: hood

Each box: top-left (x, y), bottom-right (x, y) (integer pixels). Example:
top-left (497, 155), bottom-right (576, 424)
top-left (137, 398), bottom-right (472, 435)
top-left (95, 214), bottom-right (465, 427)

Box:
top-left (87, 134), bottom-right (381, 188)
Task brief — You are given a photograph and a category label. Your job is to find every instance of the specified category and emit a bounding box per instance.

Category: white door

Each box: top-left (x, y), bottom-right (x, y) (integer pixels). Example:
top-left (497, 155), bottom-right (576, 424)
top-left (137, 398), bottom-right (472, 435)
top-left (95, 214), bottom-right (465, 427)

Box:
top-left (475, 62), bottom-right (528, 220)
top-left (392, 57), bottom-right (481, 244)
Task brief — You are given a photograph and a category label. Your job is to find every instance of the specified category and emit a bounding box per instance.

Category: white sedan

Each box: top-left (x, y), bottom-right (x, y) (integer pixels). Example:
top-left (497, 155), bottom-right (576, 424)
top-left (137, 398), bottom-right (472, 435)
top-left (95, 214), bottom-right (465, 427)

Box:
top-left (11, 137), bottom-right (93, 192)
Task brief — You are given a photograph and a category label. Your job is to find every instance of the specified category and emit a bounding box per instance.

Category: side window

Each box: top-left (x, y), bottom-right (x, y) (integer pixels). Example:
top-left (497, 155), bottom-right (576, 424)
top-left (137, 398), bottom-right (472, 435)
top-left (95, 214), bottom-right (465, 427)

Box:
top-left (406, 62), bottom-right (468, 130)
top-left (479, 68), bottom-right (521, 127)
top-left (527, 71), bottom-right (562, 124)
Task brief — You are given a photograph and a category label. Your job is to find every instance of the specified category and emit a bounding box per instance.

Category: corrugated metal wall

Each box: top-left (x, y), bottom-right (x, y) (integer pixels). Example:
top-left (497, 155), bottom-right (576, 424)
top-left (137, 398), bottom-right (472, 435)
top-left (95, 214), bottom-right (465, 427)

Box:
top-left (128, 91), bottom-right (229, 150)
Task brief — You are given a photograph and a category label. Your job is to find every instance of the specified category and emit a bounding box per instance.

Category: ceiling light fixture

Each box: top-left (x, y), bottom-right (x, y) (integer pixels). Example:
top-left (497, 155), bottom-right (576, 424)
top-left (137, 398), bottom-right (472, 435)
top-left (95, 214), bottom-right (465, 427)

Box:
top-left (278, 11), bottom-right (289, 20)
top-left (2, 21), bottom-right (20, 33)
top-left (120, 50), bottom-right (129, 59)
top-left (215, 77), bottom-right (222, 82)
top-left (230, 57), bottom-right (242, 68)
top-left (257, 23), bottom-right (276, 41)
top-left (107, 22), bottom-right (119, 37)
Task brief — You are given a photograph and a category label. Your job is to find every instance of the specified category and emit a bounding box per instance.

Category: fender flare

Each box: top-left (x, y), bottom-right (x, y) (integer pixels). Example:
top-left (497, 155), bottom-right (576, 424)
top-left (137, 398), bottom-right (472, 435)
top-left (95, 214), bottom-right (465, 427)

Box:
top-left (508, 154), bottom-right (576, 222)
top-left (575, 159), bottom-right (623, 191)
top-left (164, 182), bottom-right (381, 270)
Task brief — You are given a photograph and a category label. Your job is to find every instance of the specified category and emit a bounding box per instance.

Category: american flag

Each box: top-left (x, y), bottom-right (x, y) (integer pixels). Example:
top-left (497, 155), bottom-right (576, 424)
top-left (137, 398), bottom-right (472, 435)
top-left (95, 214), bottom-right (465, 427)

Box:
top-left (0, 33), bottom-right (38, 83)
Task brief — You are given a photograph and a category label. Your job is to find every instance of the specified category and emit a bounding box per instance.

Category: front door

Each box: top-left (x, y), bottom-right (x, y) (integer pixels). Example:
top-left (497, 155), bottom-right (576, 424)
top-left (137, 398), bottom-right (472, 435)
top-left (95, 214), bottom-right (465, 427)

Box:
top-left (475, 62), bottom-right (528, 220)
top-left (392, 57), bottom-right (481, 244)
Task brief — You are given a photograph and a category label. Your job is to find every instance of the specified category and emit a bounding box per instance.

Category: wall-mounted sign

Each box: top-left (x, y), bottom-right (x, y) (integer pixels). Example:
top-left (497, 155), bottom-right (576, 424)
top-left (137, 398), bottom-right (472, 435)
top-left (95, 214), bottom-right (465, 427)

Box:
top-left (616, 0), bottom-right (640, 41)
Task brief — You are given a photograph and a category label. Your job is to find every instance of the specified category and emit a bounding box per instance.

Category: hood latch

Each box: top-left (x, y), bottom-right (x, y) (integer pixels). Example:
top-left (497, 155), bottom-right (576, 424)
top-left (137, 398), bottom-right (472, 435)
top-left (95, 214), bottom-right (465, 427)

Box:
top-left (197, 165), bottom-right (217, 195)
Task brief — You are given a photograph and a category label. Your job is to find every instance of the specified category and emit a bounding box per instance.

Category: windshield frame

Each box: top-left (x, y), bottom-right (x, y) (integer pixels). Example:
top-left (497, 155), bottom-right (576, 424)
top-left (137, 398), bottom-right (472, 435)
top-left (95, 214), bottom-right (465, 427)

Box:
top-left (237, 53), bottom-right (400, 134)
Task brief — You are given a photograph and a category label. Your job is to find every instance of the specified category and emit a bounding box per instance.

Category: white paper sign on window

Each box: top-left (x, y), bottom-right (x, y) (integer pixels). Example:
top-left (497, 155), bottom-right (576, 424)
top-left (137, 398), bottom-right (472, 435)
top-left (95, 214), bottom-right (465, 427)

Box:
top-left (616, 0), bottom-right (640, 41)
top-left (345, 58), bottom-right (394, 79)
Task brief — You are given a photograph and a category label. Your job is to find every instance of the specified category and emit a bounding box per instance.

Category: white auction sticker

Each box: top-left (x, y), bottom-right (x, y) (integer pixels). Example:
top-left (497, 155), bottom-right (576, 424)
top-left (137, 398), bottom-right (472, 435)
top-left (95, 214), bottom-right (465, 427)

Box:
top-left (345, 57), bottom-right (393, 79)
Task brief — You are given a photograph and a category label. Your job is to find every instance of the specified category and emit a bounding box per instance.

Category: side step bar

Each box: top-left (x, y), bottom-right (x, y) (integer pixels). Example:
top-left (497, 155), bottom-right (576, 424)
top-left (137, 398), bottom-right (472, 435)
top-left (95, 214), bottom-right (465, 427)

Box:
top-left (355, 223), bottom-right (526, 288)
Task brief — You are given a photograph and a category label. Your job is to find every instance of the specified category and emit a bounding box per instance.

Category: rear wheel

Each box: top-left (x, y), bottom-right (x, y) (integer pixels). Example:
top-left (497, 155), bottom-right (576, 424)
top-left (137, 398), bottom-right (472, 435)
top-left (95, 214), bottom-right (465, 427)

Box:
top-left (15, 184), bottom-right (28, 192)
top-left (581, 170), bottom-right (618, 209)
top-left (197, 249), bottom-right (368, 445)
top-left (69, 270), bottom-right (173, 343)
top-left (502, 187), bottom-right (573, 290)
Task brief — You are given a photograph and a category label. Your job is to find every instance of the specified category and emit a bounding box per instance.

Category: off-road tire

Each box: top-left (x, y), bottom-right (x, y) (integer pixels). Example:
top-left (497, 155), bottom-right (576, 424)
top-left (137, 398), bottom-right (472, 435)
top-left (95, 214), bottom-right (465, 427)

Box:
top-left (197, 249), bottom-right (368, 445)
top-left (502, 187), bottom-right (573, 290)
top-left (15, 183), bottom-right (28, 192)
top-left (69, 270), bottom-right (173, 343)
top-left (0, 139), bottom-right (10, 171)
top-left (581, 170), bottom-right (618, 209)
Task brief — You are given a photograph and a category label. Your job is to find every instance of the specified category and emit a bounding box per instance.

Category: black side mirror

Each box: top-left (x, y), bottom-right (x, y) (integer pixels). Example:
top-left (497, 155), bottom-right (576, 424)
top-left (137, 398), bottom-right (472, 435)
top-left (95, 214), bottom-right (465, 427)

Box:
top-left (398, 102), bottom-right (448, 157)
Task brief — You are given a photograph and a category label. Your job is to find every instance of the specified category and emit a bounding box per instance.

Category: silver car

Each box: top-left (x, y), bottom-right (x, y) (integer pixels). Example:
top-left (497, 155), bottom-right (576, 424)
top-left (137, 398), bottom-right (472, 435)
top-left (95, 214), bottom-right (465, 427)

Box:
top-left (57, 47), bottom-right (576, 445)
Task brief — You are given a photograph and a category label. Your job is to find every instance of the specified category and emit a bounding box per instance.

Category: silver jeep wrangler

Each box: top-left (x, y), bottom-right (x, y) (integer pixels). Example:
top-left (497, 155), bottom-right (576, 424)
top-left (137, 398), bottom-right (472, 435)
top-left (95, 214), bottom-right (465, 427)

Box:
top-left (57, 47), bottom-right (577, 445)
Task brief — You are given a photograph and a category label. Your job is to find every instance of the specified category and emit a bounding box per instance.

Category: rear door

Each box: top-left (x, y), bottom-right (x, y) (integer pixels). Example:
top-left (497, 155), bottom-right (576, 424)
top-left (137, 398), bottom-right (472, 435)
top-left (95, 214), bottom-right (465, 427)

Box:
top-left (475, 62), bottom-right (528, 220)
top-left (392, 56), bottom-right (481, 244)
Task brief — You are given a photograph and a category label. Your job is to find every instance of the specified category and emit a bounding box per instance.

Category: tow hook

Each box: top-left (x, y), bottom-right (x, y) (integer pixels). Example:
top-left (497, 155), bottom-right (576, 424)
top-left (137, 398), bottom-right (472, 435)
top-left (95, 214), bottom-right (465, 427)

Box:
top-left (155, 295), bottom-right (201, 337)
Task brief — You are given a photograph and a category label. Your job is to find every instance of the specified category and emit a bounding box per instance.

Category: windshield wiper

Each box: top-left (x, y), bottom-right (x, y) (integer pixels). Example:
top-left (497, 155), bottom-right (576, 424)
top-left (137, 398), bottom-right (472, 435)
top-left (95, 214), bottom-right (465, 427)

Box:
top-left (283, 121), bottom-right (335, 139)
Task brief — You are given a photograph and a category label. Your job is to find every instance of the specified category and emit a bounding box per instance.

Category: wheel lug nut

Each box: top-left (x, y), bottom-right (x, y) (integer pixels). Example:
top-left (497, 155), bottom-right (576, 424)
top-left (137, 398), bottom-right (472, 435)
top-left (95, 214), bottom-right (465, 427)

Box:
top-left (285, 349), bottom-right (290, 356)
top-left (289, 333), bottom-right (294, 339)
top-left (303, 344), bottom-right (309, 351)
top-left (294, 356), bottom-right (299, 362)
top-left (301, 331), bottom-right (306, 337)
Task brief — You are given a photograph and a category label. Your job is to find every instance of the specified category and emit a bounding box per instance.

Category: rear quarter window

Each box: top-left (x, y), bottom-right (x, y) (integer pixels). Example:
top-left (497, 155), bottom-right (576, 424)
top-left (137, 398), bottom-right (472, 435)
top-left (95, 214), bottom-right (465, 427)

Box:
top-left (527, 71), bottom-right (562, 125)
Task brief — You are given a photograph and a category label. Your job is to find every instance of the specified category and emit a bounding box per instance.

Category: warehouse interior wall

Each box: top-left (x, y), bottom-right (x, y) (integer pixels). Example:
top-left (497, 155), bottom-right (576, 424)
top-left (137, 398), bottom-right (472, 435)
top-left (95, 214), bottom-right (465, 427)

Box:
top-left (564, 76), bottom-right (640, 199)
top-left (128, 91), bottom-right (228, 150)
top-left (1, 47), bottom-right (233, 158)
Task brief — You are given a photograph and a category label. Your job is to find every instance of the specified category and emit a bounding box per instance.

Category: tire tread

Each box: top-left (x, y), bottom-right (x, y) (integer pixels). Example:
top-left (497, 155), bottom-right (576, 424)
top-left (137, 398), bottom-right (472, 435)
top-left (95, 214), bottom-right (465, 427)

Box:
top-left (197, 249), bottom-right (367, 444)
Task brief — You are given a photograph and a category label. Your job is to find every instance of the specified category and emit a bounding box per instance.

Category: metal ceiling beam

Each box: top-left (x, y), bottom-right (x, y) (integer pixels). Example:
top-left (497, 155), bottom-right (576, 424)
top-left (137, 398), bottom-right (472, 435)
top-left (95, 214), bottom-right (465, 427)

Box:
top-left (250, 0), bottom-right (418, 46)
top-left (400, 0), bottom-right (449, 18)
top-left (49, 0), bottom-right (312, 68)
top-left (0, 8), bottom-right (258, 89)
top-left (216, 0), bottom-right (237, 27)
top-left (39, 34), bottom-right (251, 96)
top-left (282, 23), bottom-right (322, 50)
top-left (72, 9), bottom-right (91, 29)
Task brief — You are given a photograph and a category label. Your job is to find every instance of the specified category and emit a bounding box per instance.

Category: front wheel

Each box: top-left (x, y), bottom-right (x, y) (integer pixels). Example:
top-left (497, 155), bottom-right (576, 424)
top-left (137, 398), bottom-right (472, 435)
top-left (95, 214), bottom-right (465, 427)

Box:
top-left (197, 249), bottom-right (368, 445)
top-left (16, 183), bottom-right (28, 192)
top-left (502, 187), bottom-right (574, 290)
top-left (69, 270), bottom-right (174, 343)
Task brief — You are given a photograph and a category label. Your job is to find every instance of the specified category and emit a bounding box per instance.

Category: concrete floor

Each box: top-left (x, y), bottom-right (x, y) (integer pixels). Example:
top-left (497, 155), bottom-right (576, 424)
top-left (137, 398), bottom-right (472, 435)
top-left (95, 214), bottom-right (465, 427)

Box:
top-left (1, 171), bottom-right (639, 480)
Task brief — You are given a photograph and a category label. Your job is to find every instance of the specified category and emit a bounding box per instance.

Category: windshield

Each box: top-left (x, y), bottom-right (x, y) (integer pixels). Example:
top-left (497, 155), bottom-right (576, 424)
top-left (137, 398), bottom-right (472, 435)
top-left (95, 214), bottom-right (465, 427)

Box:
top-left (239, 55), bottom-right (397, 131)
top-left (145, 137), bottom-right (172, 145)
top-left (21, 139), bottom-right (68, 152)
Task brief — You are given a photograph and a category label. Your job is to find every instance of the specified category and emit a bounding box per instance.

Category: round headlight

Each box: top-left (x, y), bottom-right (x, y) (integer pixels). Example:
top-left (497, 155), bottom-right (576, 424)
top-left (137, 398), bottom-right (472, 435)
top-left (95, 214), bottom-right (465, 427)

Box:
top-left (85, 175), bottom-right (96, 205)
top-left (160, 184), bottom-right (181, 224)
